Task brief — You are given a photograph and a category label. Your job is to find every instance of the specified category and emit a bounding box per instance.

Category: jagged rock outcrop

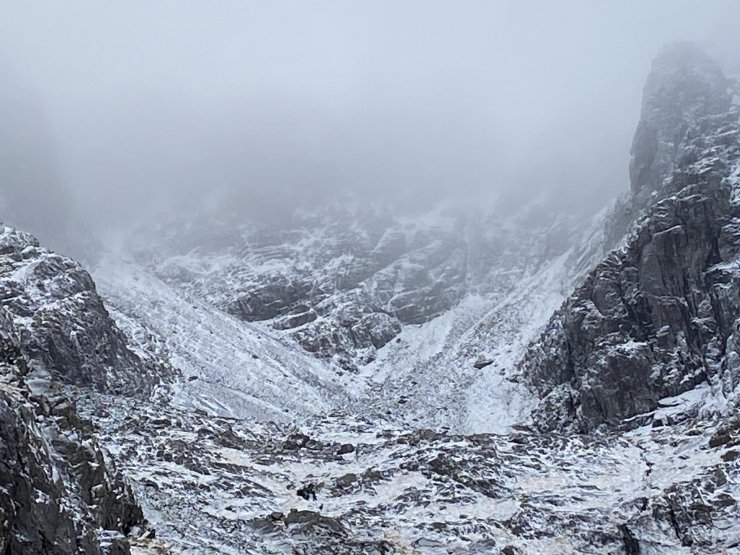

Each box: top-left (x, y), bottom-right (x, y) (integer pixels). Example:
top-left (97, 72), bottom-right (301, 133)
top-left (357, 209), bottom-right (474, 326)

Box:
top-left (0, 308), bottom-right (145, 554)
top-left (0, 223), bottom-right (169, 394)
top-left (630, 42), bottom-right (732, 203)
top-left (606, 42), bottom-right (734, 248)
top-left (521, 44), bottom-right (740, 432)
top-left (0, 223), bottom-right (175, 553)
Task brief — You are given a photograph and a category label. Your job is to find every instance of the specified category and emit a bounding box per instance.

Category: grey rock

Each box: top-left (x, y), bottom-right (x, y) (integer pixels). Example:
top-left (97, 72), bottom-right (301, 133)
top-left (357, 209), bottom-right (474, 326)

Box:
top-left (273, 308), bottom-right (317, 330)
top-left (228, 276), bottom-right (314, 321)
top-left (521, 45), bottom-right (740, 432)
top-left (473, 356), bottom-right (494, 370)
top-left (0, 309), bottom-right (144, 555)
top-left (0, 224), bottom-right (170, 395)
top-left (337, 443), bottom-right (355, 455)
top-left (629, 42), bottom-right (731, 203)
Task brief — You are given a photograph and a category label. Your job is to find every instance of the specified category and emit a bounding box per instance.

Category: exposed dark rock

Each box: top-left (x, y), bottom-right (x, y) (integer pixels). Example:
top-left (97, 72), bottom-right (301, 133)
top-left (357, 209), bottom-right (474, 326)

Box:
top-left (283, 432), bottom-right (312, 450)
top-left (297, 483), bottom-right (319, 501)
top-left (291, 309), bottom-right (402, 368)
top-left (708, 417), bottom-right (740, 448)
top-left (337, 443), bottom-right (355, 455)
top-left (0, 225), bottom-right (170, 395)
top-left (619, 524), bottom-right (640, 555)
top-left (283, 509), bottom-right (344, 534)
top-left (473, 356), bottom-right (494, 369)
top-left (350, 312), bottom-right (402, 349)
top-left (521, 44), bottom-right (740, 432)
top-left (0, 308), bottom-right (145, 555)
top-left (606, 42), bottom-right (734, 266)
top-left (228, 276), bottom-right (314, 321)
top-left (273, 309), bottom-right (317, 330)
top-left (630, 42), bottom-right (731, 203)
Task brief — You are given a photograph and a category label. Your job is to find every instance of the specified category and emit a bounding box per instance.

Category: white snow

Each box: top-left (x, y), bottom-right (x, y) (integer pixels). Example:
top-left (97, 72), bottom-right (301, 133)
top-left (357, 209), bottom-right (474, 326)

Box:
top-left (93, 250), bottom-right (348, 423)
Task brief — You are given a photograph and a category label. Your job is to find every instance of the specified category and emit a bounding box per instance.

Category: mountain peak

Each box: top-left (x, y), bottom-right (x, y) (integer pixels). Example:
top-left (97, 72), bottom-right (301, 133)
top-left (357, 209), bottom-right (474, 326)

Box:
top-left (629, 42), bottom-right (731, 201)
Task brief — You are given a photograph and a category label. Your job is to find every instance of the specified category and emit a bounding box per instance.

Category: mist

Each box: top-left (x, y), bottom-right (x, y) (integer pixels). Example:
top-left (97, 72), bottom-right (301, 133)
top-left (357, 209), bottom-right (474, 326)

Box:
top-left (1, 0), bottom-right (739, 235)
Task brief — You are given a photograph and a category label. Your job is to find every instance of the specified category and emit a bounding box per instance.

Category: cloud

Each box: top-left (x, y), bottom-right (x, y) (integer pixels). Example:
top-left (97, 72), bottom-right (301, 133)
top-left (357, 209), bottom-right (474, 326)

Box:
top-left (1, 1), bottom-right (738, 228)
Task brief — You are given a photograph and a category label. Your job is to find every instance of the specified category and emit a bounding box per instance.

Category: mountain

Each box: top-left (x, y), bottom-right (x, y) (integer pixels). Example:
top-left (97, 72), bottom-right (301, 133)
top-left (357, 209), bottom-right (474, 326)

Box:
top-left (1, 43), bottom-right (739, 554)
top-left (102, 195), bottom-right (604, 433)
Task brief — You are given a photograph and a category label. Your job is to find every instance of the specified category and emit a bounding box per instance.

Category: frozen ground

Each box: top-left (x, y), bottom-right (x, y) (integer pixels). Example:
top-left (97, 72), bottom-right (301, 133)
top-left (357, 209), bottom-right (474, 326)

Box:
top-left (76, 381), bottom-right (740, 554)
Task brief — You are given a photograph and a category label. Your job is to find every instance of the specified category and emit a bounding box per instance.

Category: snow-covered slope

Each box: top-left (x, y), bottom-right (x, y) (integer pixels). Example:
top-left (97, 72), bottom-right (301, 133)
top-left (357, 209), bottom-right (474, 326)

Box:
top-left (101, 196), bottom-right (601, 435)
top-left (94, 253), bottom-right (349, 423)
top-left (357, 206), bottom-right (607, 434)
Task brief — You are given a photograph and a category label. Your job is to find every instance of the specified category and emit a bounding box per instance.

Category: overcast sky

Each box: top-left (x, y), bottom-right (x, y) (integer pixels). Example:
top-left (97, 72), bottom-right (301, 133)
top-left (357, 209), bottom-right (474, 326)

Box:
top-left (1, 1), bottom-right (739, 226)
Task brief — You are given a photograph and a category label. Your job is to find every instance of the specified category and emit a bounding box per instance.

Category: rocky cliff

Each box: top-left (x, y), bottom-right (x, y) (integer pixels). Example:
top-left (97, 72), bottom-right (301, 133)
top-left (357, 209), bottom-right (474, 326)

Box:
top-left (0, 307), bottom-right (145, 554)
top-left (0, 224), bottom-right (168, 394)
top-left (521, 43), bottom-right (740, 432)
top-left (630, 42), bottom-right (732, 203)
top-left (0, 223), bottom-right (168, 554)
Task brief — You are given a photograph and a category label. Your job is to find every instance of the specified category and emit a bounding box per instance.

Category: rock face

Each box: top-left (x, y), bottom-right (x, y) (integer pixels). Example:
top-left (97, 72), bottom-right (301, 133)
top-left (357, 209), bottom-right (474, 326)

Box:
top-left (521, 43), bottom-right (740, 432)
top-left (129, 201), bottom-right (589, 371)
top-left (630, 43), bottom-right (731, 202)
top-left (0, 309), bottom-right (145, 554)
top-left (0, 224), bottom-right (167, 395)
top-left (605, 43), bottom-right (733, 249)
top-left (0, 224), bottom-right (167, 554)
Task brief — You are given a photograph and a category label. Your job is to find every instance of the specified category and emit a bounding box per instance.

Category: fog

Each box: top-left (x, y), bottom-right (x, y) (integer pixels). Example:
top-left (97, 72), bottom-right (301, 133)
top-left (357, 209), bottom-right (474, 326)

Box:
top-left (1, 1), bottom-right (739, 237)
